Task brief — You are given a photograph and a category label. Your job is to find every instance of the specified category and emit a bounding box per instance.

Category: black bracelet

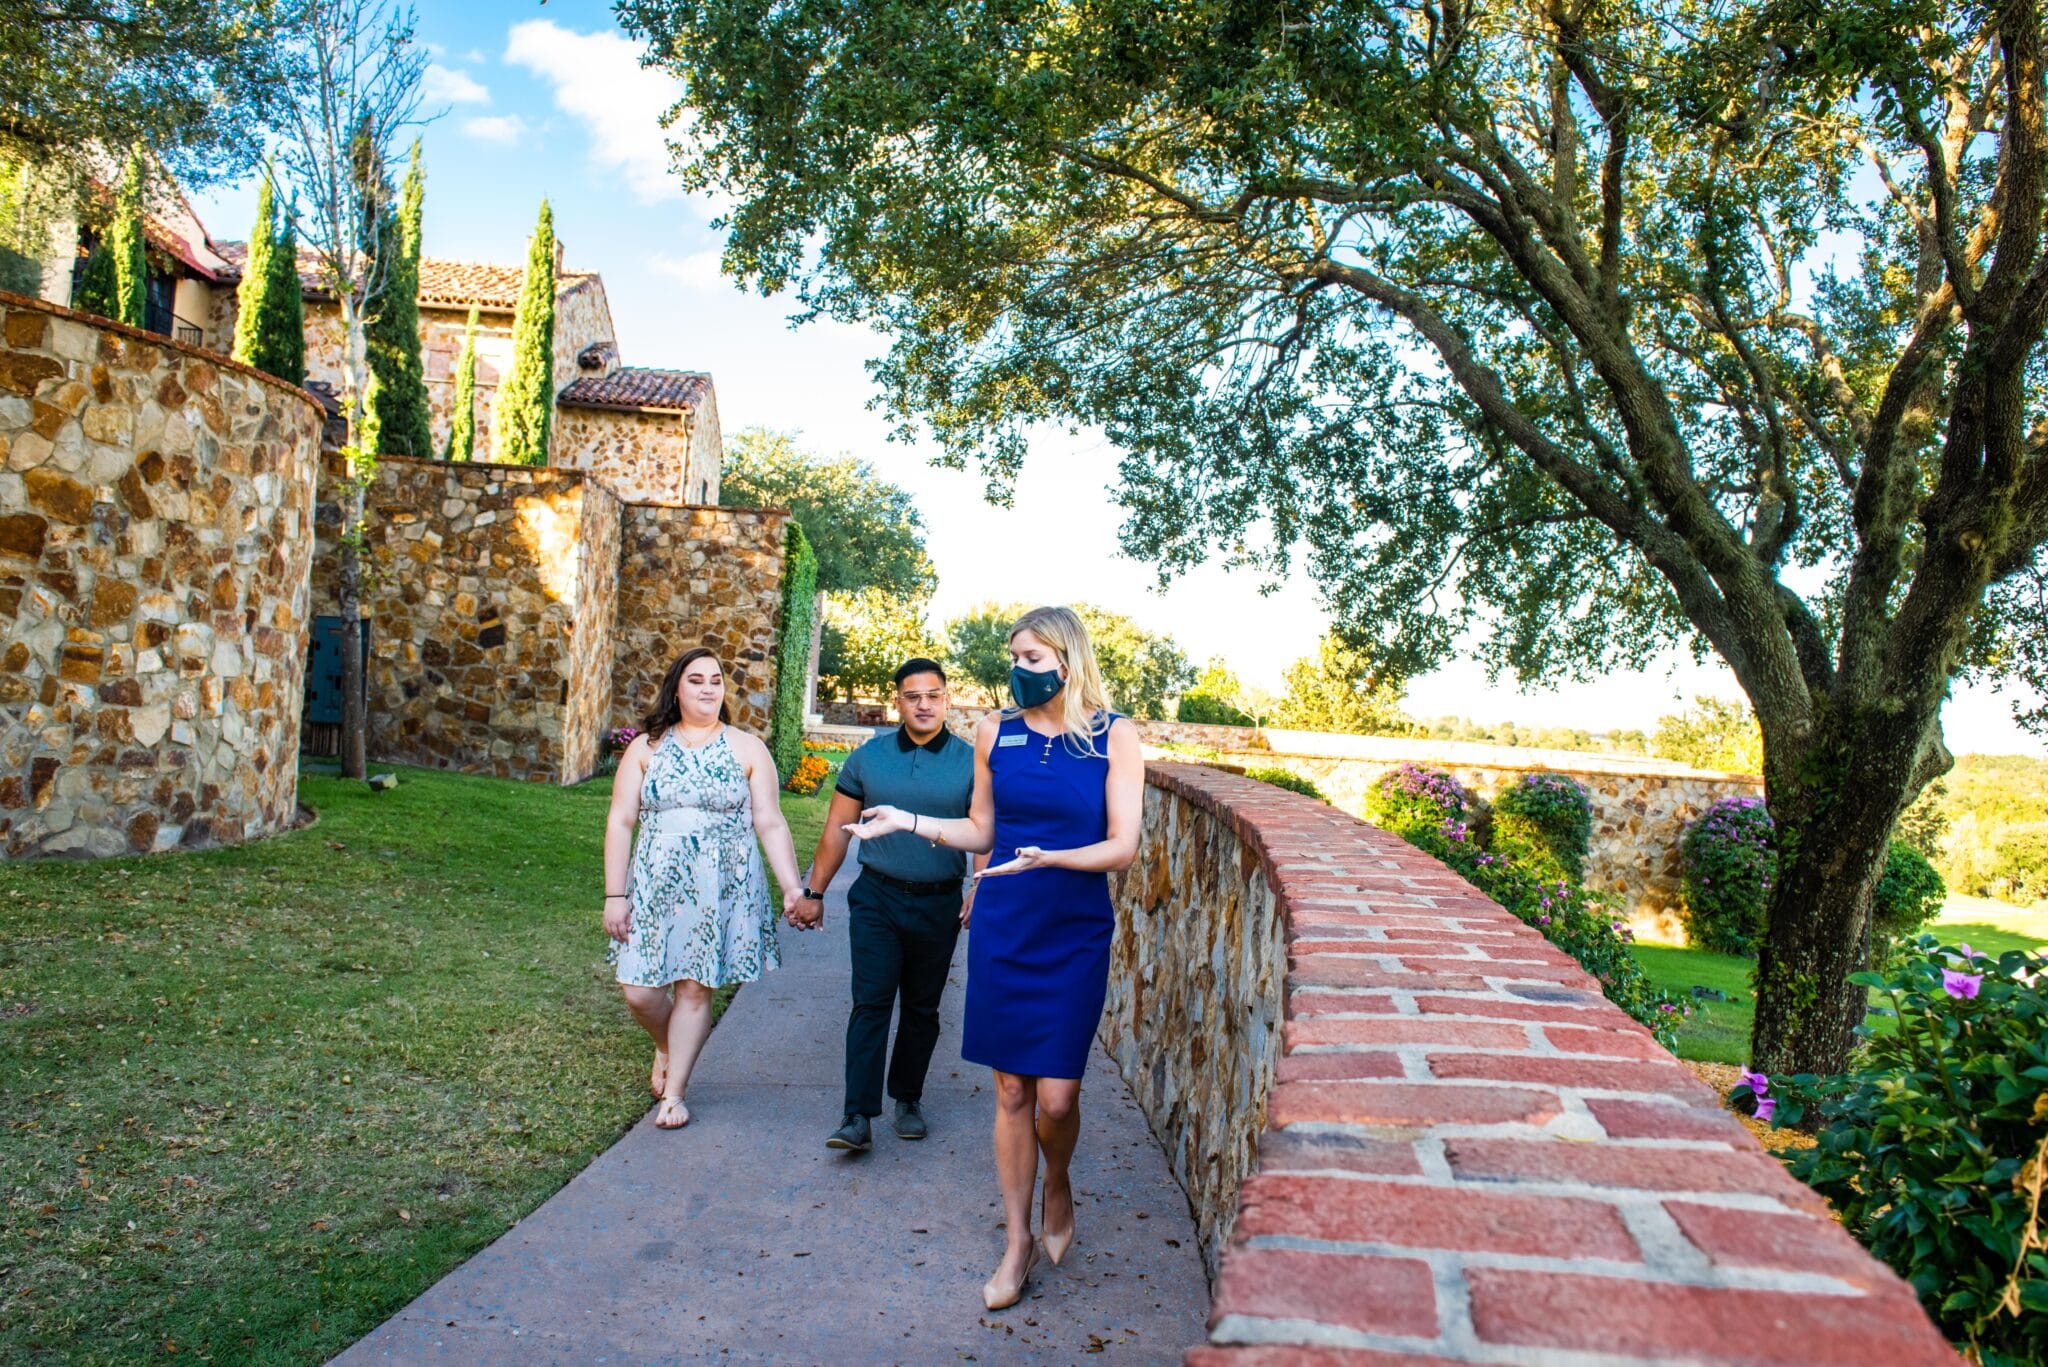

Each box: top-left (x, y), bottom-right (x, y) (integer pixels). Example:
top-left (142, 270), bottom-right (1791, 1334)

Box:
top-left (604, 893), bottom-right (626, 900)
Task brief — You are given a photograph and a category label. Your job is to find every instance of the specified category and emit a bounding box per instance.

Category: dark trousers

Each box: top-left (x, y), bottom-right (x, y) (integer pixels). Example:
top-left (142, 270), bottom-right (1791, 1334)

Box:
top-left (844, 872), bottom-right (962, 1119)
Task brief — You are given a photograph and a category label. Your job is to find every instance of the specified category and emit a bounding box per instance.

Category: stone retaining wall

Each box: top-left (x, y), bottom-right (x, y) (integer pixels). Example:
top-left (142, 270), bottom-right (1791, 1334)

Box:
top-left (610, 504), bottom-right (787, 740)
top-left (0, 291), bottom-right (322, 856)
top-left (1111, 765), bottom-right (1955, 1365)
top-left (314, 455), bottom-right (622, 783)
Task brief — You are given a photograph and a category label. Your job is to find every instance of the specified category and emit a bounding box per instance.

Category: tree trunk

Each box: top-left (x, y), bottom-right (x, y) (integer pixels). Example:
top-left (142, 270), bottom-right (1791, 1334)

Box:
top-left (337, 503), bottom-right (367, 780)
top-left (1748, 711), bottom-right (1937, 1077)
top-left (338, 304), bottom-right (371, 781)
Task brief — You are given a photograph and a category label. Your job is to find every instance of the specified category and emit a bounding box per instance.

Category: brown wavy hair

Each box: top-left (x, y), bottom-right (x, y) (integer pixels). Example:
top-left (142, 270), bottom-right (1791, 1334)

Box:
top-left (642, 646), bottom-right (732, 740)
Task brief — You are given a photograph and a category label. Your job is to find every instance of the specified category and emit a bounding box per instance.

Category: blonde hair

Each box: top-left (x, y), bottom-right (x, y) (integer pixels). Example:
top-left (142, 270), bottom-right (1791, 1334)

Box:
top-left (1006, 605), bottom-right (1115, 756)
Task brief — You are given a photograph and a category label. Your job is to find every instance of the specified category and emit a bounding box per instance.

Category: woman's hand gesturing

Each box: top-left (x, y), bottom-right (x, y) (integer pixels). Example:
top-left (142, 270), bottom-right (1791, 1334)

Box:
top-left (603, 897), bottom-right (631, 942)
top-left (976, 845), bottom-right (1049, 879)
top-left (841, 804), bottom-right (914, 841)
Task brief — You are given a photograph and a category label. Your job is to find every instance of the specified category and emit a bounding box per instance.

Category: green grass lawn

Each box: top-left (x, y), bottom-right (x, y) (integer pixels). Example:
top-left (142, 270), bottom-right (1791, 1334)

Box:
top-left (0, 761), bottom-right (835, 1365)
top-left (1635, 892), bottom-right (2048, 1065)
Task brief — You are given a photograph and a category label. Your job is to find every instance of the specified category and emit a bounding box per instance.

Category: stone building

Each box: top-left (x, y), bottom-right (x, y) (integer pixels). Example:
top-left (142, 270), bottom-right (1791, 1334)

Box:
top-left (34, 197), bottom-right (722, 504)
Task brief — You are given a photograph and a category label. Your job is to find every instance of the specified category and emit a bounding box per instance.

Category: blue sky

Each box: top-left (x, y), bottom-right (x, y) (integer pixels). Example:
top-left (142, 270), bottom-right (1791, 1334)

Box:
top-left (189, 0), bottom-right (2043, 755)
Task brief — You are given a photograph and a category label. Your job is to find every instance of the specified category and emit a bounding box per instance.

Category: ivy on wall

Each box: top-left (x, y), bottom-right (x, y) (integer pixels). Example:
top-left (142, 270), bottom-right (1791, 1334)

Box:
top-left (767, 521), bottom-right (817, 780)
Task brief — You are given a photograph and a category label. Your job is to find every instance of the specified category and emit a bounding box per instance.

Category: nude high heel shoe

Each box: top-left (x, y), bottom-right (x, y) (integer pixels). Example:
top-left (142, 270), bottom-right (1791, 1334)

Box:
top-left (983, 1244), bottom-right (1038, 1311)
top-left (1041, 1187), bottom-right (1074, 1266)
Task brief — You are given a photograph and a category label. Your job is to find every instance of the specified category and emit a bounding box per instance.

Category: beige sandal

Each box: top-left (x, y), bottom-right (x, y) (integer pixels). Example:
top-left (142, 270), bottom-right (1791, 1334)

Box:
top-left (654, 1096), bottom-right (690, 1129)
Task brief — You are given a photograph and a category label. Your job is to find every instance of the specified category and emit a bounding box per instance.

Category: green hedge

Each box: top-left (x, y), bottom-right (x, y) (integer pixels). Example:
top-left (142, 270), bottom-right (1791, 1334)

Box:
top-left (1245, 766), bottom-right (1325, 800)
top-left (768, 522), bottom-right (817, 781)
top-left (1492, 772), bottom-right (1593, 879)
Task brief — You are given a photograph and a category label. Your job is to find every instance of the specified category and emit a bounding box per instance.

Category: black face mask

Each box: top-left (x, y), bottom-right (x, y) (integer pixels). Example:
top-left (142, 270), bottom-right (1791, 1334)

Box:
top-left (1009, 663), bottom-right (1065, 709)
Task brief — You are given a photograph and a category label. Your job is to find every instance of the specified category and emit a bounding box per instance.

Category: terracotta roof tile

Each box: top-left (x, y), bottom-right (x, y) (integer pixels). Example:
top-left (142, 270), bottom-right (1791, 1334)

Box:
top-left (557, 367), bottom-right (711, 414)
top-left (213, 242), bottom-right (594, 310)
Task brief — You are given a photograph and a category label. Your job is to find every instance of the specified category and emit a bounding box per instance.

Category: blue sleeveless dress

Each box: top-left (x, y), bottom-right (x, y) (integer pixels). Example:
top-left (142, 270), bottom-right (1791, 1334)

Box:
top-left (960, 712), bottom-right (1118, 1079)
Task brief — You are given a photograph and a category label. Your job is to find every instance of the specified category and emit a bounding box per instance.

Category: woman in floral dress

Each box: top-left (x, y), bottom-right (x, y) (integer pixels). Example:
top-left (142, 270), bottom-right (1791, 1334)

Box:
top-left (602, 647), bottom-right (805, 1129)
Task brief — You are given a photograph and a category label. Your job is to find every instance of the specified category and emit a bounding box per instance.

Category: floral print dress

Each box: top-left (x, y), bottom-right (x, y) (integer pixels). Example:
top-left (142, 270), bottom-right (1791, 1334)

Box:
top-left (609, 727), bottom-right (778, 989)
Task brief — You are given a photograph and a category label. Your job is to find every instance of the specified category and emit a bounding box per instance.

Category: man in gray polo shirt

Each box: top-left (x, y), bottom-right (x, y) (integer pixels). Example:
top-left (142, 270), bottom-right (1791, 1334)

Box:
top-left (796, 657), bottom-right (975, 1152)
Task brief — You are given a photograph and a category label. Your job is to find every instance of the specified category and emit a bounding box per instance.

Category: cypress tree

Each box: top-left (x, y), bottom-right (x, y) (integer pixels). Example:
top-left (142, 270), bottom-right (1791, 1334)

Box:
top-left (367, 140), bottom-right (431, 456)
top-left (231, 166), bottom-right (306, 385)
top-left (232, 167), bottom-right (276, 362)
top-left (445, 305), bottom-right (479, 460)
top-left (260, 211), bottom-right (307, 386)
top-left (494, 198), bottom-right (555, 466)
top-left (110, 151), bottom-right (147, 328)
top-left (72, 241), bottom-right (118, 318)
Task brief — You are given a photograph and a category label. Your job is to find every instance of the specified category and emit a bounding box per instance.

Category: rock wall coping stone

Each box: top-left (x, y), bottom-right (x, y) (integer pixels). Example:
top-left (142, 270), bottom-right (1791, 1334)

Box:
top-left (0, 289), bottom-right (323, 856)
top-left (1109, 764), bottom-right (1958, 1366)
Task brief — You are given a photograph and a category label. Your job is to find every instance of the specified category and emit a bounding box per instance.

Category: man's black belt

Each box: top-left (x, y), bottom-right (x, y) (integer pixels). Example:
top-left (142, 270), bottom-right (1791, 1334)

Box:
top-left (861, 867), bottom-right (964, 896)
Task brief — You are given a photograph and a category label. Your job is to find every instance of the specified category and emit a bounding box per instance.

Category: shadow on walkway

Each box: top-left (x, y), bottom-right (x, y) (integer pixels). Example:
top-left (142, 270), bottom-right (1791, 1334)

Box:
top-left (335, 860), bottom-right (1210, 1365)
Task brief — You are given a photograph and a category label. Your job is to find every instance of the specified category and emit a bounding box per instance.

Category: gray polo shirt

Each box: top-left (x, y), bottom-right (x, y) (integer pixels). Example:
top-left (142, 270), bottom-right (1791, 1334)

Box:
top-left (835, 726), bottom-right (974, 883)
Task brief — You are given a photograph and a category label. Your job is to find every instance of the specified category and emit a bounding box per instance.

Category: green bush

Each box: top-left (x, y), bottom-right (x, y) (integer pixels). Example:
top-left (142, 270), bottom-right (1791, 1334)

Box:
top-left (1365, 762), bottom-right (1475, 842)
top-left (1871, 839), bottom-right (1946, 944)
top-left (1246, 767), bottom-right (1324, 800)
top-left (1770, 939), bottom-right (2048, 1365)
top-left (1679, 796), bottom-right (1776, 955)
top-left (1177, 690), bottom-right (1253, 726)
top-left (1987, 824), bottom-right (2048, 904)
top-left (1492, 772), bottom-right (1593, 878)
top-left (767, 522), bottom-right (817, 781)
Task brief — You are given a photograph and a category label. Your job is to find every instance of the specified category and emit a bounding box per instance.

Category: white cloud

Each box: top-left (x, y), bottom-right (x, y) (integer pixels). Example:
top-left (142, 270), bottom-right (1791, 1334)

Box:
top-left (424, 63), bottom-right (491, 106)
top-left (463, 115), bottom-right (528, 146)
top-left (462, 48), bottom-right (488, 66)
top-left (503, 19), bottom-right (684, 203)
top-left (650, 248), bottom-right (728, 292)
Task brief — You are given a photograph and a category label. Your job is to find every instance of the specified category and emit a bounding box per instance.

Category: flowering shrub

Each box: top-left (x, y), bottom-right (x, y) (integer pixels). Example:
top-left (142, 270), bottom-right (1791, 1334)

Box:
top-left (1766, 939), bottom-right (2048, 1365)
top-left (1491, 772), bottom-right (1593, 878)
top-left (1245, 766), bottom-right (1326, 801)
top-left (1366, 763), bottom-right (1475, 842)
top-left (607, 725), bottom-right (640, 753)
top-left (1679, 796), bottom-right (1776, 955)
top-left (1871, 839), bottom-right (1947, 946)
top-left (1399, 811), bottom-right (1691, 1049)
top-left (783, 753), bottom-right (831, 796)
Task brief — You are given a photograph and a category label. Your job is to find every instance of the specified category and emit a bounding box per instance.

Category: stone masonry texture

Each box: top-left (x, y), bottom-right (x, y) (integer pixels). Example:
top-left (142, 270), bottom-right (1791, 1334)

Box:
top-left (313, 455), bottom-right (625, 784)
top-left (609, 504), bottom-right (786, 740)
top-left (0, 290), bottom-right (322, 857)
top-left (1111, 764), bottom-right (1960, 1365)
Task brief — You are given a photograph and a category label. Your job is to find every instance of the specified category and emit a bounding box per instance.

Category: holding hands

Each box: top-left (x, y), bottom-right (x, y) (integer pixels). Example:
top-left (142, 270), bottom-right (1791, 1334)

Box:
top-left (783, 884), bottom-right (824, 931)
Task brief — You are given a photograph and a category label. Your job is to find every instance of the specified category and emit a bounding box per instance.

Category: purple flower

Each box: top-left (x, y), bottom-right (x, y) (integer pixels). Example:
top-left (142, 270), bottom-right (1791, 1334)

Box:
top-left (1957, 943), bottom-right (1978, 961)
top-left (1753, 1096), bottom-right (1776, 1124)
top-left (1942, 970), bottom-right (1983, 1000)
top-left (1736, 1068), bottom-right (1769, 1097)
top-left (1538, 915), bottom-right (1551, 926)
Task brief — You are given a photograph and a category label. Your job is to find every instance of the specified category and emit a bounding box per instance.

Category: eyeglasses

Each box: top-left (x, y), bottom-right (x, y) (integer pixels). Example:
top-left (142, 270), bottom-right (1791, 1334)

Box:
top-left (898, 690), bottom-right (948, 705)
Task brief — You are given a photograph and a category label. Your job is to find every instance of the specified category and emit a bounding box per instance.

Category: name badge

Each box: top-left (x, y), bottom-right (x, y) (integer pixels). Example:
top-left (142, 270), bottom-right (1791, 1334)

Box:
top-left (997, 734), bottom-right (1028, 748)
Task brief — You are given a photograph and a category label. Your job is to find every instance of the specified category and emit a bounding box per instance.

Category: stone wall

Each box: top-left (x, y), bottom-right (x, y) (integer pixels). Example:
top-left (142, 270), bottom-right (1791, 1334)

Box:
top-left (1102, 772), bottom-right (1290, 1271)
top-left (552, 406), bottom-right (698, 506)
top-left (611, 505), bottom-right (787, 740)
top-left (0, 290), bottom-right (322, 856)
top-left (314, 455), bottom-right (622, 784)
top-left (1115, 764), bottom-right (1956, 1365)
top-left (1218, 733), bottom-right (1760, 938)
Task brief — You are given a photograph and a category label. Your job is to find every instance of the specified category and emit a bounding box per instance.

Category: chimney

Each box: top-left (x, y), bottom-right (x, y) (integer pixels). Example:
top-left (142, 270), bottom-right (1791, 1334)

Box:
top-left (553, 237), bottom-right (565, 275)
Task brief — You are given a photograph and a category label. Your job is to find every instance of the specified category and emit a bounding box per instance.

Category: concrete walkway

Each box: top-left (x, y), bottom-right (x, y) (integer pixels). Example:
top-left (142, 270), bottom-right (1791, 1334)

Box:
top-left (336, 860), bottom-right (1209, 1365)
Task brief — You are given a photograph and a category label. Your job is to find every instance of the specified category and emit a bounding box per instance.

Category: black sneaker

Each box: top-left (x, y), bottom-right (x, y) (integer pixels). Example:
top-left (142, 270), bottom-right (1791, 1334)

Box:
top-left (826, 1114), bottom-right (872, 1151)
top-left (893, 1100), bottom-right (928, 1140)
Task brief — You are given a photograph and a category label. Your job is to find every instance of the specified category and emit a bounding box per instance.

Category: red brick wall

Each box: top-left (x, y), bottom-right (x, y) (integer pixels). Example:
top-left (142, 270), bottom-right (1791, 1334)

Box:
top-left (1120, 765), bottom-right (1958, 1366)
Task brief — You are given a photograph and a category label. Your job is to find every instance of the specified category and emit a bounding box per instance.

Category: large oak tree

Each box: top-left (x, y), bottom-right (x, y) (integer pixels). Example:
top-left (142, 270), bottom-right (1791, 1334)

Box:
top-left (625, 0), bottom-right (2048, 1073)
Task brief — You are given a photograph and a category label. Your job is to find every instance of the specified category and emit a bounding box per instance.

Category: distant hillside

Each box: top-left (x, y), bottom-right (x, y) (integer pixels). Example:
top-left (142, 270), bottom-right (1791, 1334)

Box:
top-left (1929, 754), bottom-right (2048, 906)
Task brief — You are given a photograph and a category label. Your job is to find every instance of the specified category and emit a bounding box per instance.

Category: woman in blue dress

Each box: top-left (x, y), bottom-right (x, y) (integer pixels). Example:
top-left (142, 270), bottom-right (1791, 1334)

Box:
top-left (844, 606), bottom-right (1143, 1310)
